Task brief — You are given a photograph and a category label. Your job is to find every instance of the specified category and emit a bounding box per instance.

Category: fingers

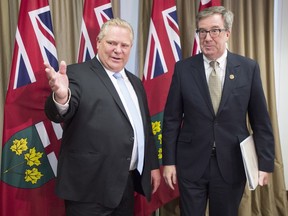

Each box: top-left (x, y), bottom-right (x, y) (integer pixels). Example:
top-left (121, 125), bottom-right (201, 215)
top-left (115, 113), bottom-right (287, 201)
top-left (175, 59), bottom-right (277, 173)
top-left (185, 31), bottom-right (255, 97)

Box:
top-left (43, 61), bottom-right (52, 69)
top-left (44, 61), bottom-right (61, 91)
top-left (167, 177), bottom-right (175, 190)
top-left (152, 182), bottom-right (158, 194)
top-left (151, 169), bottom-right (161, 194)
top-left (172, 172), bottom-right (177, 185)
top-left (59, 60), bottom-right (67, 75)
top-left (258, 171), bottom-right (270, 186)
top-left (163, 165), bottom-right (177, 190)
top-left (44, 61), bottom-right (56, 80)
top-left (44, 60), bottom-right (67, 77)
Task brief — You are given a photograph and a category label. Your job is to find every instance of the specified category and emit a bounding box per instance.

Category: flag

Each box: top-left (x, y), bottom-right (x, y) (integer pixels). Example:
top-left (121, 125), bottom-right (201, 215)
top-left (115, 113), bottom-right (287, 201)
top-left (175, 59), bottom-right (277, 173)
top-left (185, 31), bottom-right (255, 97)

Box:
top-left (77, 0), bottom-right (113, 62)
top-left (0, 0), bottom-right (65, 215)
top-left (191, 0), bottom-right (221, 55)
top-left (134, 0), bottom-right (181, 215)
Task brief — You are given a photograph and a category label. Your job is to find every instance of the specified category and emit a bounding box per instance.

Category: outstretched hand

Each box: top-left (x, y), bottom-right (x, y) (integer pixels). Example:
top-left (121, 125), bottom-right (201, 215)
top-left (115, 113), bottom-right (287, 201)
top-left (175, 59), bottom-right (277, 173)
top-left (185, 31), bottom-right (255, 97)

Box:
top-left (44, 61), bottom-right (69, 104)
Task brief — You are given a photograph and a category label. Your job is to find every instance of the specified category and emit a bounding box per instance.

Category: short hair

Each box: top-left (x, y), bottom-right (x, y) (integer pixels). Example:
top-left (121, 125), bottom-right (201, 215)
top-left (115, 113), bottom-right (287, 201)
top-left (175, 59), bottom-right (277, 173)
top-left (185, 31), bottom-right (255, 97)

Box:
top-left (196, 6), bottom-right (234, 31)
top-left (97, 17), bottom-right (134, 42)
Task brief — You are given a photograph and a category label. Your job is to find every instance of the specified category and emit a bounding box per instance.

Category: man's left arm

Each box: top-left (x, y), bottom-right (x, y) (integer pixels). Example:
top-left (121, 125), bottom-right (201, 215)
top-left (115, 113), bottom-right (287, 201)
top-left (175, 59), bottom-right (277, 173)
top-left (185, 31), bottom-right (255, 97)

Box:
top-left (248, 62), bottom-right (275, 184)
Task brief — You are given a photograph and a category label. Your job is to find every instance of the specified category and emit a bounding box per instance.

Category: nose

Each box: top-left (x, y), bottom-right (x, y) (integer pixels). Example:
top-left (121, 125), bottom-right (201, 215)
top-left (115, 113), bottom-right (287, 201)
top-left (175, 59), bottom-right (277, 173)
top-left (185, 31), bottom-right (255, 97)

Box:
top-left (204, 32), bottom-right (213, 40)
top-left (114, 45), bottom-right (122, 53)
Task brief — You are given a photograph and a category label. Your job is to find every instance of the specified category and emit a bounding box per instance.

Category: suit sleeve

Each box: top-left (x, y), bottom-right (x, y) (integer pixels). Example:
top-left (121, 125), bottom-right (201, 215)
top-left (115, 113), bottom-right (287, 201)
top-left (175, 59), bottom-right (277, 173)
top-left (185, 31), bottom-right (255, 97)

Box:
top-left (162, 62), bottom-right (184, 166)
top-left (248, 62), bottom-right (275, 172)
top-left (44, 93), bottom-right (65, 123)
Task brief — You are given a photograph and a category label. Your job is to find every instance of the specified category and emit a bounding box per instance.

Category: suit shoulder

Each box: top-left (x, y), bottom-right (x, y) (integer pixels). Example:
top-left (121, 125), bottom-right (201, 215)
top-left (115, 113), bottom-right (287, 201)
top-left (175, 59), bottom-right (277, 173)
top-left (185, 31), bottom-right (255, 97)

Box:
top-left (66, 58), bottom-right (100, 79)
top-left (173, 54), bottom-right (203, 73)
top-left (176, 54), bottom-right (202, 65)
top-left (125, 70), bottom-right (141, 82)
top-left (67, 58), bottom-right (95, 70)
top-left (228, 52), bottom-right (258, 66)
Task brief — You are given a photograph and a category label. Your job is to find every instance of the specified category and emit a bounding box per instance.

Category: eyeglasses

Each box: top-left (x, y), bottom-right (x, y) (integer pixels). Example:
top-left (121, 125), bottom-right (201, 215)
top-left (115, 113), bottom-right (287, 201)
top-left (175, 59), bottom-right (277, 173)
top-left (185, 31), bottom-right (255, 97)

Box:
top-left (196, 28), bottom-right (227, 38)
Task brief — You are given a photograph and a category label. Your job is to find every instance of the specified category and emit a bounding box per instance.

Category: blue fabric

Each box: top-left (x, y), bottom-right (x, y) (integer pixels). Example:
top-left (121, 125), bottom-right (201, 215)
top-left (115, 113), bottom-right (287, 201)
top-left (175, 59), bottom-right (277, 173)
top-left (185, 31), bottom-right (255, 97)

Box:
top-left (113, 73), bottom-right (144, 174)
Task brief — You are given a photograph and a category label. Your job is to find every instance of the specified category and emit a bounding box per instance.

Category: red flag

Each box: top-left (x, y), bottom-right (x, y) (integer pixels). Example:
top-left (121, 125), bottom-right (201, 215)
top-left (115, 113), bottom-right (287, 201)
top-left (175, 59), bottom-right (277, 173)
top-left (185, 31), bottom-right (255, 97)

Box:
top-left (0, 1), bottom-right (65, 215)
top-left (191, 0), bottom-right (221, 55)
top-left (77, 0), bottom-right (113, 62)
top-left (134, 0), bottom-right (181, 215)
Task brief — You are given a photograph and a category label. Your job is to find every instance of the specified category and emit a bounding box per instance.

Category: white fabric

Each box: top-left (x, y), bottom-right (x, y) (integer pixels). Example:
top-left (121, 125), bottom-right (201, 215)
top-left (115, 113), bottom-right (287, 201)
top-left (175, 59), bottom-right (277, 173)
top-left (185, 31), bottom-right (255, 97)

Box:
top-left (113, 72), bottom-right (145, 174)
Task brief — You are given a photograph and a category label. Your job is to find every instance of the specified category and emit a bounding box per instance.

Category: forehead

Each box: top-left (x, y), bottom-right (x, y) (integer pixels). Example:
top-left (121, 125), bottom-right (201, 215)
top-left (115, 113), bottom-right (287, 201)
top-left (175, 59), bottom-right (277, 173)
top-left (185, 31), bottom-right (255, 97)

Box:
top-left (104, 26), bottom-right (133, 43)
top-left (198, 14), bottom-right (225, 28)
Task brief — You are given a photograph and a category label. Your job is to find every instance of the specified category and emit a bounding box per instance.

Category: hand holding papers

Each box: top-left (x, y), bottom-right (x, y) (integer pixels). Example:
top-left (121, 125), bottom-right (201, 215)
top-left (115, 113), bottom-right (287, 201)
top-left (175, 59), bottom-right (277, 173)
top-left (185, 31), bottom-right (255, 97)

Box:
top-left (240, 135), bottom-right (258, 190)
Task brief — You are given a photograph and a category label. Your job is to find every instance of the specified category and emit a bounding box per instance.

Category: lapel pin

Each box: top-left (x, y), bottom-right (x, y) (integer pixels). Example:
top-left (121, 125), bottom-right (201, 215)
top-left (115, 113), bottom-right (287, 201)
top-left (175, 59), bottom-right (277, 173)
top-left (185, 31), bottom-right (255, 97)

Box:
top-left (229, 74), bottom-right (235, 80)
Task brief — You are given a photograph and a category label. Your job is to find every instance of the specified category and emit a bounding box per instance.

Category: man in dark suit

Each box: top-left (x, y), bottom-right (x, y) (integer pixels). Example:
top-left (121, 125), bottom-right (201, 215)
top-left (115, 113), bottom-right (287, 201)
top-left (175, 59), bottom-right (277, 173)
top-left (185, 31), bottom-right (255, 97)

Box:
top-left (162, 6), bottom-right (274, 216)
top-left (44, 18), bottom-right (160, 216)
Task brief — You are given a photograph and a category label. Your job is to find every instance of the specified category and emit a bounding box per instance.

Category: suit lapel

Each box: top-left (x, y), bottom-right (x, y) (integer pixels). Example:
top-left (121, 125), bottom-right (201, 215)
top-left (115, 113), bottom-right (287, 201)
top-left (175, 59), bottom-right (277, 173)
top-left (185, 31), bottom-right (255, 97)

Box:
top-left (125, 71), bottom-right (147, 127)
top-left (217, 52), bottom-right (240, 115)
top-left (190, 55), bottom-right (215, 116)
top-left (89, 57), bottom-right (130, 120)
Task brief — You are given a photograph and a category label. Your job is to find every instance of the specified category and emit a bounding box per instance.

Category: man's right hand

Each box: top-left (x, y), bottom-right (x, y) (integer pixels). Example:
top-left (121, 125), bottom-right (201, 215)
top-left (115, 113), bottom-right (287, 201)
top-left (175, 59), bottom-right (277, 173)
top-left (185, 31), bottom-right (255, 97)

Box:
top-left (163, 165), bottom-right (177, 190)
top-left (44, 61), bottom-right (69, 104)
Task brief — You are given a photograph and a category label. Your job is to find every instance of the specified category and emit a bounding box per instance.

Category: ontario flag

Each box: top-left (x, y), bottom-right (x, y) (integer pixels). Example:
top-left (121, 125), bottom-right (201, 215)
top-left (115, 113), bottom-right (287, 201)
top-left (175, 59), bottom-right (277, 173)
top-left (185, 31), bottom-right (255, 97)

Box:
top-left (192, 0), bottom-right (221, 55)
top-left (77, 0), bottom-right (113, 63)
top-left (0, 0), bottom-right (65, 215)
top-left (134, 0), bottom-right (181, 215)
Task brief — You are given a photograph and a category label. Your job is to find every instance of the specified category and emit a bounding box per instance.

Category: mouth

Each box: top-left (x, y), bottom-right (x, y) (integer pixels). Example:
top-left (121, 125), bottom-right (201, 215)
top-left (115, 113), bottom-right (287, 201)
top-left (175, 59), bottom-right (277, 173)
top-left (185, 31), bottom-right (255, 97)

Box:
top-left (111, 56), bottom-right (122, 63)
top-left (204, 45), bottom-right (214, 50)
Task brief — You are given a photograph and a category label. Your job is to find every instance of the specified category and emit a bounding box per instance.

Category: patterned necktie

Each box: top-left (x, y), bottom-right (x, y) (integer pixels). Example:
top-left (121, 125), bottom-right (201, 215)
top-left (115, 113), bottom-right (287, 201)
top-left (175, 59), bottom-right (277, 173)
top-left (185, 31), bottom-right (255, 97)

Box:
top-left (113, 72), bottom-right (144, 174)
top-left (208, 61), bottom-right (222, 114)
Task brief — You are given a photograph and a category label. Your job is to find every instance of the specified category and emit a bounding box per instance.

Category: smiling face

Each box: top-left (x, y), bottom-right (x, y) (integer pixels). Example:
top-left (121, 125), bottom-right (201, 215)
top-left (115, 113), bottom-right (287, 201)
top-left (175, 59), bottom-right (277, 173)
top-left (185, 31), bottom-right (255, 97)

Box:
top-left (198, 14), bottom-right (231, 60)
top-left (97, 26), bottom-right (133, 72)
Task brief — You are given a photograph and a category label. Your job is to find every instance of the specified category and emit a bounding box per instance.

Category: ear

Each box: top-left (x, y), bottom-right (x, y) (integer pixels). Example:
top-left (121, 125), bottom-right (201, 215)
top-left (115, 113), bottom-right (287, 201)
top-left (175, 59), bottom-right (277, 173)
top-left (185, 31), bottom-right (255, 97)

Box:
top-left (96, 39), bottom-right (101, 49)
top-left (225, 30), bottom-right (231, 41)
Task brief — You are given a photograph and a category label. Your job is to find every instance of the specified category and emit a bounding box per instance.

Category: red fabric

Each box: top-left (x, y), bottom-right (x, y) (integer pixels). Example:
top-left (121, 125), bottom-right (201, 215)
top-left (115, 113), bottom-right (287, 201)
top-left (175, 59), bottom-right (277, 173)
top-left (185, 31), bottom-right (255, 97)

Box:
top-left (77, 0), bottom-right (113, 62)
top-left (135, 0), bottom-right (182, 215)
top-left (134, 167), bottom-right (179, 216)
top-left (0, 1), bottom-right (64, 215)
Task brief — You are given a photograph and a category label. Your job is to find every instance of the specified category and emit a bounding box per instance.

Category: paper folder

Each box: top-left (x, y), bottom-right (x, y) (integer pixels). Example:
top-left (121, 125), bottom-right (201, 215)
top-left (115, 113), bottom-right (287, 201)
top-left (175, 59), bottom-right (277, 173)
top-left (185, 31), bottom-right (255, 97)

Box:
top-left (240, 135), bottom-right (259, 190)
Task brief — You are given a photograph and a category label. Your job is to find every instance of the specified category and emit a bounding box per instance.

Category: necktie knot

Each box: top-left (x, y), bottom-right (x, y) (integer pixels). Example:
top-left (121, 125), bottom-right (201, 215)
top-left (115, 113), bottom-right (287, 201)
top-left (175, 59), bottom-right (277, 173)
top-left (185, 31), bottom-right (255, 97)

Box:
top-left (113, 72), bottom-right (122, 79)
top-left (210, 61), bottom-right (219, 76)
top-left (209, 61), bottom-right (219, 69)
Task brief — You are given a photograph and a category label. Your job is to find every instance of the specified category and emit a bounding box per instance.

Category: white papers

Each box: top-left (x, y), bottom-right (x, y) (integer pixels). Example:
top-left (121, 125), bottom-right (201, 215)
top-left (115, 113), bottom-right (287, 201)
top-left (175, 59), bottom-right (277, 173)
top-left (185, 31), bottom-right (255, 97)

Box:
top-left (240, 135), bottom-right (259, 190)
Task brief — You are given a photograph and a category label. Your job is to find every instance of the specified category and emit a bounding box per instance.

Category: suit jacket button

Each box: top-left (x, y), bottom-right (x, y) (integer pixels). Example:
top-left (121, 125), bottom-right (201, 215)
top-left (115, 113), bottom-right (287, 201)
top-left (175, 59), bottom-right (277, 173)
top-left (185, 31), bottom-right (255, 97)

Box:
top-left (130, 137), bottom-right (134, 142)
top-left (127, 157), bottom-right (131, 161)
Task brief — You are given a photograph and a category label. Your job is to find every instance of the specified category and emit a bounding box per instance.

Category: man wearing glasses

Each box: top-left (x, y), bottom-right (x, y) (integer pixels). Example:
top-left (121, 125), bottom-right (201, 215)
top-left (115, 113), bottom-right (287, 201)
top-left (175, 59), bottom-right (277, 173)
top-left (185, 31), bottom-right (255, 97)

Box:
top-left (162, 6), bottom-right (274, 216)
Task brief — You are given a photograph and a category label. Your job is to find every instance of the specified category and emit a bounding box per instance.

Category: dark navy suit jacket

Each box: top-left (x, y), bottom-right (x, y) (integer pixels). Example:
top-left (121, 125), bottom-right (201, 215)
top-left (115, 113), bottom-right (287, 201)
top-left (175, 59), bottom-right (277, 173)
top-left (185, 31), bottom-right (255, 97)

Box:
top-left (163, 51), bottom-right (274, 184)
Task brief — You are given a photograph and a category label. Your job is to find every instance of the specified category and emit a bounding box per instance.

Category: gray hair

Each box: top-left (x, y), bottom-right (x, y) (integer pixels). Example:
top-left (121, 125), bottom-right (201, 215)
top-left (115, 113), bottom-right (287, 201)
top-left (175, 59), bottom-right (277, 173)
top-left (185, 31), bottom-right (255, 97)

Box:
top-left (196, 6), bottom-right (234, 30)
top-left (97, 17), bottom-right (134, 42)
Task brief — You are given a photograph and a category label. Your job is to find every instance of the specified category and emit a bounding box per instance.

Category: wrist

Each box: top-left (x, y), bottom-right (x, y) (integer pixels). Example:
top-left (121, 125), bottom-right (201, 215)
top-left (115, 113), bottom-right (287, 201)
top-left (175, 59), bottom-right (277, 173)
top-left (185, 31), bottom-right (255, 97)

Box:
top-left (53, 88), bottom-right (71, 105)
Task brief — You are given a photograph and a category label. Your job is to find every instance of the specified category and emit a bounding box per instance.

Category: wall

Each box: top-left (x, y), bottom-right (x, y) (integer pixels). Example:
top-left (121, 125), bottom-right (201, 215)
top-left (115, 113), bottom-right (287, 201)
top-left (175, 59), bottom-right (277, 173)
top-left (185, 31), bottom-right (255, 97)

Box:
top-left (274, 0), bottom-right (288, 189)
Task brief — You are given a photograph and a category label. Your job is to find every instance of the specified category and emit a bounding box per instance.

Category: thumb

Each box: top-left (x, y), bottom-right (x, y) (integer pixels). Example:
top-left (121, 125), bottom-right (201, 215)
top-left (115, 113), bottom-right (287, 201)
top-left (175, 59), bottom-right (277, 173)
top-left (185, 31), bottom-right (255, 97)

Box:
top-left (59, 61), bottom-right (67, 75)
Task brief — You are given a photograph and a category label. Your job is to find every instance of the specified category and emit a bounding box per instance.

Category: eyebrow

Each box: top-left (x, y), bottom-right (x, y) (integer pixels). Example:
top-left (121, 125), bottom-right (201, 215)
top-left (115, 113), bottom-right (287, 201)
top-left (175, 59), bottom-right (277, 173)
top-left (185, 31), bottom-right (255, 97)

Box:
top-left (198, 25), bottom-right (222, 29)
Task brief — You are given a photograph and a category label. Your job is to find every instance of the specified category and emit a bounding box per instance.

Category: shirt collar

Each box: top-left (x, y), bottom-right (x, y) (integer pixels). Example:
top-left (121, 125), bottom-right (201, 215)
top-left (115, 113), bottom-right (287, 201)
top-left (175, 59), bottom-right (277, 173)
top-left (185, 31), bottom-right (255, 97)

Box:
top-left (96, 54), bottom-right (126, 79)
top-left (203, 49), bottom-right (227, 70)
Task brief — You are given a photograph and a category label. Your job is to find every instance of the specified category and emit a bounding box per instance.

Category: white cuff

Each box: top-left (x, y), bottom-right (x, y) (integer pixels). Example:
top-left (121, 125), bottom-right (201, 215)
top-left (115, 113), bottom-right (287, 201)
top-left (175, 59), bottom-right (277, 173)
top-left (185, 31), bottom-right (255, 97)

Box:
top-left (52, 88), bottom-right (71, 115)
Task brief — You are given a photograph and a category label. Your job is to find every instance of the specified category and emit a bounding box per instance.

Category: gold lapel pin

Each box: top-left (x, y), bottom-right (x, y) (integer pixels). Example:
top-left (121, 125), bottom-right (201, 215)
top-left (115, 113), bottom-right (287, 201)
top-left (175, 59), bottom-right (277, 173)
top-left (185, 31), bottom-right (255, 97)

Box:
top-left (229, 74), bottom-right (235, 80)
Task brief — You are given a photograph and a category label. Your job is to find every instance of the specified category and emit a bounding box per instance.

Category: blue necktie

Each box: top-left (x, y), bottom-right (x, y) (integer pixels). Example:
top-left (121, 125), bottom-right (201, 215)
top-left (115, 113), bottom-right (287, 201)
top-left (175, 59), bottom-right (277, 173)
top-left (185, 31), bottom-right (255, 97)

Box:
top-left (113, 72), bottom-right (144, 174)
